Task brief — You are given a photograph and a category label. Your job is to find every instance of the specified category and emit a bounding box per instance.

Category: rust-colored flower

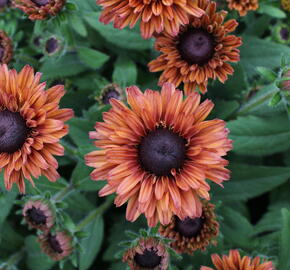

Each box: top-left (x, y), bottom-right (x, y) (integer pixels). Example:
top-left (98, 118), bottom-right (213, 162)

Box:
top-left (159, 201), bottom-right (219, 254)
top-left (12, 0), bottom-right (66, 20)
top-left (97, 0), bottom-right (205, 39)
top-left (0, 31), bottom-right (13, 64)
top-left (281, 68), bottom-right (290, 93)
top-left (85, 83), bottom-right (232, 227)
top-left (0, 64), bottom-right (73, 193)
top-left (123, 237), bottom-right (169, 270)
top-left (97, 83), bottom-right (125, 105)
top-left (38, 231), bottom-right (73, 261)
top-left (200, 249), bottom-right (274, 270)
top-left (148, 0), bottom-right (242, 94)
top-left (281, 0), bottom-right (290, 11)
top-left (23, 199), bottom-right (55, 231)
top-left (226, 0), bottom-right (259, 16)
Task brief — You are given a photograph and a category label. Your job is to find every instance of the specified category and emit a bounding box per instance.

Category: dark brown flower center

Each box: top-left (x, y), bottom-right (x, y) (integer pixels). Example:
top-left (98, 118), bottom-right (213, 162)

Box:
top-left (26, 206), bottom-right (47, 225)
top-left (175, 217), bottom-right (204, 238)
top-left (0, 46), bottom-right (4, 62)
top-left (0, 110), bottom-right (28, 153)
top-left (134, 249), bottom-right (162, 268)
top-left (280, 28), bottom-right (289, 41)
top-left (0, 0), bottom-right (8, 8)
top-left (48, 234), bottom-right (63, 254)
top-left (178, 28), bottom-right (215, 66)
top-left (45, 37), bottom-right (59, 54)
top-left (31, 0), bottom-right (49, 6)
top-left (102, 88), bottom-right (120, 104)
top-left (139, 128), bottom-right (186, 176)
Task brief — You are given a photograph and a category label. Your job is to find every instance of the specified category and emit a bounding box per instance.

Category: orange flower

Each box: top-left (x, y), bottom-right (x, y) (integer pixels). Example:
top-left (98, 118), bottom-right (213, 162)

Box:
top-left (0, 64), bottom-right (73, 193)
top-left (201, 250), bottom-right (274, 270)
top-left (13, 0), bottom-right (65, 20)
top-left (97, 0), bottom-right (205, 39)
top-left (226, 0), bottom-right (259, 16)
top-left (85, 83), bottom-right (232, 227)
top-left (148, 0), bottom-right (242, 94)
top-left (0, 30), bottom-right (13, 64)
top-left (281, 0), bottom-right (290, 11)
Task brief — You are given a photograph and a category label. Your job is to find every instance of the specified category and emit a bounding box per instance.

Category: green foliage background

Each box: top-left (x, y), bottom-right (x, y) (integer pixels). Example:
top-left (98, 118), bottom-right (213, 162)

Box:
top-left (0, 0), bottom-right (290, 269)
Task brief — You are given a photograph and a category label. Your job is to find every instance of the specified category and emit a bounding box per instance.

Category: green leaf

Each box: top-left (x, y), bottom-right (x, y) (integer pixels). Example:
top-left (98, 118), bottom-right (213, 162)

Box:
top-left (113, 55), bottom-right (137, 87)
top-left (78, 47), bottom-right (109, 69)
top-left (228, 114), bottom-right (290, 156)
top-left (69, 14), bottom-right (87, 37)
top-left (278, 209), bottom-right (290, 270)
top-left (79, 215), bottom-right (104, 270)
top-left (269, 92), bottom-right (282, 107)
top-left (213, 164), bottom-right (290, 201)
top-left (0, 191), bottom-right (17, 227)
top-left (258, 4), bottom-right (287, 18)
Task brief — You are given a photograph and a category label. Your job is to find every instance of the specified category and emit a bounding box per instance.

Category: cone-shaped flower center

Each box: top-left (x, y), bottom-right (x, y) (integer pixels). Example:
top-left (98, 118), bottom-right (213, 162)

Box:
top-left (26, 206), bottom-right (47, 225)
top-left (0, 0), bottom-right (8, 8)
top-left (134, 249), bottom-right (162, 268)
top-left (0, 46), bottom-right (4, 62)
top-left (175, 217), bottom-right (204, 238)
top-left (0, 110), bottom-right (28, 153)
top-left (32, 0), bottom-right (49, 6)
top-left (178, 28), bottom-right (215, 66)
top-left (280, 28), bottom-right (289, 41)
top-left (48, 234), bottom-right (63, 254)
top-left (45, 38), bottom-right (59, 54)
top-left (102, 88), bottom-right (120, 104)
top-left (139, 128), bottom-right (186, 176)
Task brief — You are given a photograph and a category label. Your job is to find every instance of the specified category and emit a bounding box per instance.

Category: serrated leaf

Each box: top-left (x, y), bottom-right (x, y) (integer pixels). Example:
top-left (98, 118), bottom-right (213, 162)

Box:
top-left (78, 47), bottom-right (109, 69)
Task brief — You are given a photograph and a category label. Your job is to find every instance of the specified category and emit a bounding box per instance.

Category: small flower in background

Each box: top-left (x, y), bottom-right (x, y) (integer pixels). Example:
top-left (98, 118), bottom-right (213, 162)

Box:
top-left (12, 0), bottom-right (66, 20)
top-left (0, 64), bottom-right (74, 193)
top-left (85, 83), bottom-right (232, 227)
top-left (0, 0), bottom-right (10, 9)
top-left (226, 0), bottom-right (259, 16)
top-left (45, 36), bottom-right (60, 55)
top-left (97, 0), bottom-right (205, 39)
top-left (0, 30), bottom-right (13, 64)
top-left (148, 0), bottom-right (242, 94)
top-left (23, 199), bottom-right (55, 231)
top-left (273, 24), bottom-right (290, 45)
top-left (38, 231), bottom-right (73, 261)
top-left (123, 237), bottom-right (169, 270)
top-left (281, 0), bottom-right (290, 12)
top-left (159, 201), bottom-right (219, 254)
top-left (281, 68), bottom-right (290, 93)
top-left (200, 249), bottom-right (274, 270)
top-left (97, 83), bottom-right (125, 105)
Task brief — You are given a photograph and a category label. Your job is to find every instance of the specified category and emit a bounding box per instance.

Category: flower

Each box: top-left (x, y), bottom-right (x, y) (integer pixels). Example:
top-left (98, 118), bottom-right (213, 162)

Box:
top-left (0, 0), bottom-right (10, 9)
top-left (0, 64), bottom-right (74, 193)
top-left (281, 68), bottom-right (290, 92)
top-left (23, 199), bottom-right (55, 231)
top-left (85, 83), bottom-right (232, 227)
top-left (97, 83), bottom-right (125, 105)
top-left (123, 237), bottom-right (169, 270)
top-left (226, 0), bottom-right (258, 16)
top-left (45, 37), bottom-right (60, 55)
top-left (0, 30), bottom-right (13, 64)
top-left (281, 0), bottom-right (290, 12)
top-left (148, 0), bottom-right (242, 94)
top-left (12, 0), bottom-right (66, 20)
top-left (97, 0), bottom-right (205, 39)
top-left (273, 24), bottom-right (290, 45)
top-left (38, 231), bottom-right (73, 261)
top-left (200, 249), bottom-right (274, 270)
top-left (159, 201), bottom-right (219, 254)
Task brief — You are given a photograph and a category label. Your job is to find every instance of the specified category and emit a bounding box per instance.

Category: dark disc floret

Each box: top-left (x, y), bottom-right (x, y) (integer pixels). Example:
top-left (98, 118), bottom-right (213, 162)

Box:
top-left (0, 0), bottom-right (8, 8)
top-left (31, 0), bottom-right (49, 6)
top-left (280, 28), bottom-right (289, 41)
top-left (45, 37), bottom-right (59, 54)
top-left (0, 46), bottom-right (4, 62)
top-left (177, 28), bottom-right (215, 66)
top-left (175, 217), bottom-right (204, 238)
top-left (138, 128), bottom-right (186, 176)
top-left (0, 110), bottom-right (28, 153)
top-left (134, 249), bottom-right (162, 268)
top-left (102, 88), bottom-right (120, 104)
top-left (26, 206), bottom-right (47, 225)
top-left (48, 234), bottom-right (63, 254)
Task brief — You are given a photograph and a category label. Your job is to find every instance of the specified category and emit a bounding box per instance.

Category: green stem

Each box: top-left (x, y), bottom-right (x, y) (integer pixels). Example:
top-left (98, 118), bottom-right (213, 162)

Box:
top-left (7, 248), bottom-right (25, 268)
top-left (76, 196), bottom-right (114, 231)
top-left (61, 140), bottom-right (81, 161)
top-left (53, 182), bottom-right (75, 202)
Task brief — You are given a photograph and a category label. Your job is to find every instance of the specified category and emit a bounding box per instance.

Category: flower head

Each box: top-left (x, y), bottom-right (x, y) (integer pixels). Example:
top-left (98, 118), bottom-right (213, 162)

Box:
top-left (97, 83), bottom-right (125, 105)
top-left (201, 250), bottom-right (274, 270)
top-left (45, 37), bottom-right (60, 55)
top-left (123, 237), bottom-right (169, 270)
top-left (97, 0), bottom-right (205, 39)
top-left (12, 0), bottom-right (66, 20)
top-left (85, 83), bottom-right (232, 227)
top-left (148, 0), bottom-right (242, 94)
top-left (159, 201), bottom-right (219, 254)
top-left (23, 199), bottom-right (55, 231)
top-left (226, 0), bottom-right (258, 16)
top-left (281, 0), bottom-right (290, 12)
top-left (281, 68), bottom-right (290, 92)
top-left (0, 64), bottom-right (73, 193)
top-left (38, 231), bottom-right (73, 261)
top-left (0, 31), bottom-right (13, 64)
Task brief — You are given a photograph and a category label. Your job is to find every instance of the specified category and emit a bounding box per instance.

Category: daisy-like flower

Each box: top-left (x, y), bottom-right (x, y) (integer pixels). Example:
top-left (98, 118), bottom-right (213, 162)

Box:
top-left (12, 0), bottom-right (66, 20)
top-left (97, 83), bottom-right (125, 105)
top-left (123, 237), bottom-right (169, 270)
top-left (38, 231), bottom-right (73, 261)
top-left (0, 64), bottom-right (73, 193)
top-left (0, 30), bottom-right (13, 64)
top-left (226, 0), bottom-right (259, 16)
top-left (148, 0), bottom-right (242, 94)
top-left (85, 83), bottom-right (232, 227)
top-left (23, 199), bottom-right (55, 231)
top-left (97, 0), bottom-right (205, 39)
top-left (281, 0), bottom-right (290, 11)
top-left (159, 201), bottom-right (219, 254)
top-left (200, 250), bottom-right (274, 270)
